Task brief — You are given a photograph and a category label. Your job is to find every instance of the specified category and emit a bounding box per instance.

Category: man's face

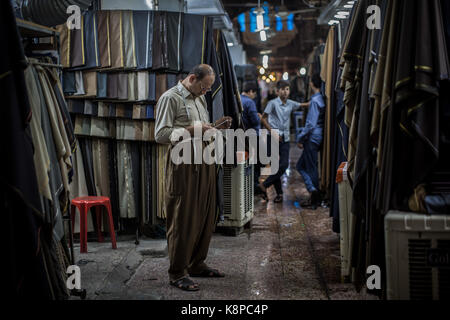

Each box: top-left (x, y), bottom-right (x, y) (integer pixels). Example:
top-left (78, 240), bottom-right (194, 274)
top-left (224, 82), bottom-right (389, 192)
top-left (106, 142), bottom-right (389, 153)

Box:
top-left (277, 86), bottom-right (290, 100)
top-left (248, 90), bottom-right (257, 100)
top-left (190, 74), bottom-right (215, 97)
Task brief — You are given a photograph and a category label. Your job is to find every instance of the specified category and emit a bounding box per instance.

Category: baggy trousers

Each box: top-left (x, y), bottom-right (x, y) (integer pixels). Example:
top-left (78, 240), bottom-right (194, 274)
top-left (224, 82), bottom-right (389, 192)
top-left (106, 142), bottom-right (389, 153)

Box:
top-left (165, 143), bottom-right (217, 281)
top-left (296, 140), bottom-right (320, 193)
top-left (263, 140), bottom-right (290, 195)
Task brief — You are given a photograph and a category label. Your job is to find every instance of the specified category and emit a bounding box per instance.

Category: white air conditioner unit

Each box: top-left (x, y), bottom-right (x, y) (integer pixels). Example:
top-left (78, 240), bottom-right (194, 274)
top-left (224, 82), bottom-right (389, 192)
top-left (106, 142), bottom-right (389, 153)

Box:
top-left (217, 161), bottom-right (254, 234)
top-left (385, 210), bottom-right (450, 300)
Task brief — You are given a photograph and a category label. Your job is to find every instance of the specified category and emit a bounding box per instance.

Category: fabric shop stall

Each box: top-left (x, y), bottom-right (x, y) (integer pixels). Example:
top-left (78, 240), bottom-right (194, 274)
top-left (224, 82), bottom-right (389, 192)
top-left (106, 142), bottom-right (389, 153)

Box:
top-left (58, 9), bottom-right (243, 236)
top-left (317, 0), bottom-right (450, 298)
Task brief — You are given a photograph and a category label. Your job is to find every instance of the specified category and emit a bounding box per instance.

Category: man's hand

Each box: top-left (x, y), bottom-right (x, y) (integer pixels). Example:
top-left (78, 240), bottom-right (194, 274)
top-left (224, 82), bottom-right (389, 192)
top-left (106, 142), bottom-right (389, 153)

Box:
top-left (214, 116), bottom-right (233, 129)
top-left (202, 123), bottom-right (214, 133)
top-left (272, 131), bottom-right (283, 142)
top-left (186, 123), bottom-right (214, 135)
top-left (297, 143), bottom-right (304, 149)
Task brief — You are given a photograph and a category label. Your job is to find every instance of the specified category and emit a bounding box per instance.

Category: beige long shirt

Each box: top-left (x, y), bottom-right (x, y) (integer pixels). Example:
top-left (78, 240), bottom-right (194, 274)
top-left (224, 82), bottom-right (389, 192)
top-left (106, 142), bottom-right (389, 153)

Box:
top-left (155, 81), bottom-right (211, 145)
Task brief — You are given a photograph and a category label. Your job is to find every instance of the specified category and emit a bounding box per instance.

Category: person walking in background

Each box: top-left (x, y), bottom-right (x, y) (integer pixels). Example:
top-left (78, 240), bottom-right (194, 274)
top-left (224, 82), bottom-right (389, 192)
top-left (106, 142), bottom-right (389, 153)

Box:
top-left (259, 80), bottom-right (306, 203)
top-left (240, 81), bottom-right (263, 195)
top-left (296, 73), bottom-right (325, 210)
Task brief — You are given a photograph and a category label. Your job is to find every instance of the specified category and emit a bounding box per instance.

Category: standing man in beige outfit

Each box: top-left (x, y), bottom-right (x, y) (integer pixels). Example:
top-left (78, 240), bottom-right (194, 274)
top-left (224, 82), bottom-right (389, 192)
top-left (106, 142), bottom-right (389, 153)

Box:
top-left (155, 64), bottom-right (232, 291)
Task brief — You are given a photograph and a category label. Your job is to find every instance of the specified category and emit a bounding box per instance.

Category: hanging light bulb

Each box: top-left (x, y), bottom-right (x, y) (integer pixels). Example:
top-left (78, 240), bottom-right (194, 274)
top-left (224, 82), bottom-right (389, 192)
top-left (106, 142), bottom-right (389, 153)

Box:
top-left (256, 14), bottom-right (264, 31)
top-left (259, 67), bottom-right (265, 75)
top-left (299, 67), bottom-right (307, 75)
top-left (265, 78), bottom-right (271, 83)
top-left (260, 30), bottom-right (267, 41)
top-left (262, 75), bottom-right (267, 80)
top-left (282, 72), bottom-right (289, 80)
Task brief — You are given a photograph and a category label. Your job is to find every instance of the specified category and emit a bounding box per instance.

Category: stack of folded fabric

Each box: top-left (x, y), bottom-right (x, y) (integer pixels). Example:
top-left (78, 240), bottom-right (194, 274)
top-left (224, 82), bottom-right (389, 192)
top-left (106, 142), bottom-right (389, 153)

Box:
top-left (57, 9), bottom-right (212, 232)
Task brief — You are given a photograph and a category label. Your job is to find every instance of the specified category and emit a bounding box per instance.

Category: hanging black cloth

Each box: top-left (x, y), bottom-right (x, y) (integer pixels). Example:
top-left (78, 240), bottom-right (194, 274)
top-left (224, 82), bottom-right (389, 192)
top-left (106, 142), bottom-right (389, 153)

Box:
top-left (133, 11), bottom-right (154, 70)
top-left (391, 0), bottom-right (450, 210)
top-left (1, 0), bottom-right (54, 299)
top-left (152, 11), bottom-right (183, 72)
top-left (152, 11), bottom-right (168, 70)
top-left (167, 11), bottom-right (183, 72)
top-left (204, 18), bottom-right (224, 123)
top-left (216, 30), bottom-right (242, 129)
top-left (181, 14), bottom-right (206, 73)
top-left (108, 139), bottom-right (120, 229)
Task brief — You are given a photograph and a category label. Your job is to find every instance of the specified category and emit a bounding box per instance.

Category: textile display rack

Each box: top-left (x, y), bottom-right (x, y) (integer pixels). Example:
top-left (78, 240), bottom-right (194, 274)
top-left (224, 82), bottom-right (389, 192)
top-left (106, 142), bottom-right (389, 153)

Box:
top-left (11, 12), bottom-right (86, 299)
top-left (55, 8), bottom-right (244, 241)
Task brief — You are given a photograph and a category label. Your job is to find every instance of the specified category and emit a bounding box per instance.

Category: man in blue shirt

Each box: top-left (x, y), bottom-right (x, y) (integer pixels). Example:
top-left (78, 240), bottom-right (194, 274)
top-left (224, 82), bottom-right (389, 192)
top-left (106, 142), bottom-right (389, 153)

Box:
top-left (260, 80), bottom-right (305, 203)
top-left (240, 81), bottom-right (262, 194)
top-left (296, 73), bottom-right (325, 209)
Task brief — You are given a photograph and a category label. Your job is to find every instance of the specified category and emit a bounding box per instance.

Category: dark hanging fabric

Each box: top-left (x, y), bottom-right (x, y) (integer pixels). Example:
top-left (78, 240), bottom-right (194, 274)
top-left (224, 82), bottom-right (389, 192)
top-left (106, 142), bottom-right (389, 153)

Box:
top-left (216, 30), bottom-right (242, 128)
top-left (96, 10), bottom-right (111, 68)
top-left (167, 73), bottom-right (177, 89)
top-left (182, 13), bottom-right (206, 73)
top-left (123, 104), bottom-right (133, 119)
top-left (81, 10), bottom-right (100, 70)
top-left (78, 137), bottom-right (97, 197)
top-left (216, 165), bottom-right (224, 223)
top-left (69, 99), bottom-right (85, 114)
top-left (97, 72), bottom-right (108, 98)
top-left (108, 103), bottom-right (116, 118)
top-left (70, 15), bottom-right (85, 68)
top-left (108, 139), bottom-right (120, 230)
top-left (330, 88), bottom-right (348, 233)
top-left (436, 0), bottom-right (450, 194)
top-left (167, 12), bottom-right (183, 72)
top-left (156, 73), bottom-right (168, 101)
top-left (442, 0), bottom-right (450, 52)
top-left (204, 18), bottom-right (224, 123)
top-left (340, 0), bottom-right (370, 181)
top-left (129, 141), bottom-right (142, 226)
top-left (391, 0), bottom-right (450, 211)
top-left (148, 72), bottom-right (156, 101)
top-left (328, 4), bottom-right (353, 226)
top-left (47, 69), bottom-right (77, 154)
top-left (321, 26), bottom-right (338, 202)
top-left (69, 11), bottom-right (100, 70)
top-left (1, 0), bottom-right (56, 299)
top-left (133, 11), bottom-right (153, 70)
top-left (107, 73), bottom-right (119, 99)
top-left (338, 0), bottom-right (383, 293)
top-left (117, 72), bottom-right (128, 100)
top-left (152, 11), bottom-right (168, 70)
top-left (142, 142), bottom-right (153, 225)
top-left (91, 102), bottom-right (99, 117)
top-left (350, 11), bottom-right (375, 292)
top-left (62, 71), bottom-right (76, 95)
top-left (146, 105), bottom-right (155, 119)
top-left (365, 2), bottom-right (389, 297)
top-left (328, 28), bottom-right (346, 232)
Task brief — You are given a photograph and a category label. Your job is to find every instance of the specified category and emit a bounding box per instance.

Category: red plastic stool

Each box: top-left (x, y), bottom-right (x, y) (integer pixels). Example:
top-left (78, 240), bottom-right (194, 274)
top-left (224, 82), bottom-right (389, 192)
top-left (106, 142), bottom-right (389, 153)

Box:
top-left (70, 196), bottom-right (117, 253)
